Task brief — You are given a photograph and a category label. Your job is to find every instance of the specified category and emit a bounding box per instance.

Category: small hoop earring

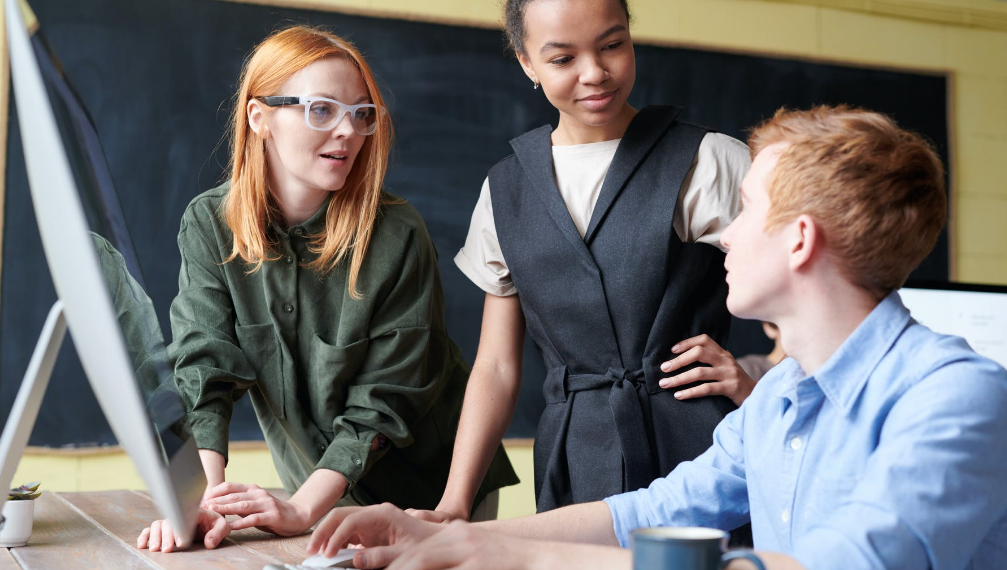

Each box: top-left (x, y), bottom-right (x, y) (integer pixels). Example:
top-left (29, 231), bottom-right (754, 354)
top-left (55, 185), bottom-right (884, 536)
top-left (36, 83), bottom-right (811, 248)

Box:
top-left (533, 80), bottom-right (540, 90)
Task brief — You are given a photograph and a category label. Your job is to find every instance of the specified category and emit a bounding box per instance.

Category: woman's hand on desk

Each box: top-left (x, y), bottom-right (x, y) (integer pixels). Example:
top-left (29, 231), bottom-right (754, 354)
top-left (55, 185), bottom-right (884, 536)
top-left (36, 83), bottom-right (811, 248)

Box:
top-left (660, 334), bottom-right (757, 406)
top-left (405, 494), bottom-right (473, 522)
top-left (307, 503), bottom-right (441, 566)
top-left (136, 508), bottom-right (229, 552)
top-left (404, 507), bottom-right (467, 523)
top-left (202, 481), bottom-right (314, 536)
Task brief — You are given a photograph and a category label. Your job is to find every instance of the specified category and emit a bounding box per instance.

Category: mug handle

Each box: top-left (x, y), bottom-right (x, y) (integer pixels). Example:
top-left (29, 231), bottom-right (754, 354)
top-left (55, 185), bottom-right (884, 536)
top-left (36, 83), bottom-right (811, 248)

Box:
top-left (721, 549), bottom-right (766, 570)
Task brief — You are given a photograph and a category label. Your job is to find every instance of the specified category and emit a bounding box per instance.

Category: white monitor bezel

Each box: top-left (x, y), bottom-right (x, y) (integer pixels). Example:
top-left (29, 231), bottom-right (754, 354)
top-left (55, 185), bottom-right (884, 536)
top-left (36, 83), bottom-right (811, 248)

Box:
top-left (3, 0), bottom-right (202, 545)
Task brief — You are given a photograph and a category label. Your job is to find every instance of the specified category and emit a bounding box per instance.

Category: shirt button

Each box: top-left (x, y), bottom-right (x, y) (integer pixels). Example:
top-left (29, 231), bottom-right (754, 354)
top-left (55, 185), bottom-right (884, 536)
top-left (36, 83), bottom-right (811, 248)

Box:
top-left (790, 437), bottom-right (803, 450)
top-left (318, 443), bottom-right (326, 451)
top-left (354, 458), bottom-right (362, 465)
top-left (283, 303), bottom-right (294, 313)
top-left (285, 255), bottom-right (294, 264)
top-left (293, 227), bottom-right (306, 238)
top-left (781, 510), bottom-right (790, 523)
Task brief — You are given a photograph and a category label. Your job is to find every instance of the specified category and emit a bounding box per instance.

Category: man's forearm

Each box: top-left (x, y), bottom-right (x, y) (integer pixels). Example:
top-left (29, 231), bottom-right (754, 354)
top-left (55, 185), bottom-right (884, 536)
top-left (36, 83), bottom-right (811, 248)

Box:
top-left (477, 500), bottom-right (620, 546)
top-left (532, 540), bottom-right (632, 570)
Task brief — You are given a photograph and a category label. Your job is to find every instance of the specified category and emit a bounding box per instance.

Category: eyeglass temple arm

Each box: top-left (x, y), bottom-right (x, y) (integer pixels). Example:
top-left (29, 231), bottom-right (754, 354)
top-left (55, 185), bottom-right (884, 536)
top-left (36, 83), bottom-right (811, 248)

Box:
top-left (259, 96), bottom-right (299, 107)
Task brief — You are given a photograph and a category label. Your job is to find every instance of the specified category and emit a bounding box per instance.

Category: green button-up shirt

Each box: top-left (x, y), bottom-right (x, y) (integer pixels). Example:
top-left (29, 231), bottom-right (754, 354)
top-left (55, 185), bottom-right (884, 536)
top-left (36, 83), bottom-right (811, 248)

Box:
top-left (169, 183), bottom-right (517, 510)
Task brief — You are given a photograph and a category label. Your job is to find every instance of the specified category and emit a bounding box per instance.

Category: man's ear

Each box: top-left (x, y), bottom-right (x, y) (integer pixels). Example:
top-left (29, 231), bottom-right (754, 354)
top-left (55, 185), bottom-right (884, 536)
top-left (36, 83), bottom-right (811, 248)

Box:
top-left (789, 214), bottom-right (819, 271)
top-left (247, 98), bottom-right (267, 138)
top-left (515, 51), bottom-right (539, 87)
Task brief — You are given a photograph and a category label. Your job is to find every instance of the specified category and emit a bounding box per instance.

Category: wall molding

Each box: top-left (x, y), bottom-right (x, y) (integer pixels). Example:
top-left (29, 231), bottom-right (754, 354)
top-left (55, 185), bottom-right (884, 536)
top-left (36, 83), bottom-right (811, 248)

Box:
top-left (768, 0), bottom-right (1007, 32)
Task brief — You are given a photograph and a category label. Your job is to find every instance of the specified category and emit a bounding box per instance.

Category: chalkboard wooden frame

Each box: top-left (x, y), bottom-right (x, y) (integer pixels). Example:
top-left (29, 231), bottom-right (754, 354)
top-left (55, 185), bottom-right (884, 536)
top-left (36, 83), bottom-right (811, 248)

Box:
top-left (0, 0), bottom-right (952, 446)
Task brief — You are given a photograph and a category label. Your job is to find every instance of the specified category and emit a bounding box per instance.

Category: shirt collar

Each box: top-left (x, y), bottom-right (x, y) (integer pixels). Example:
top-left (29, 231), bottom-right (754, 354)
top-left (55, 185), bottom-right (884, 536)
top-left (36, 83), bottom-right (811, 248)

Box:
top-left (269, 195), bottom-right (332, 239)
top-left (772, 292), bottom-right (912, 415)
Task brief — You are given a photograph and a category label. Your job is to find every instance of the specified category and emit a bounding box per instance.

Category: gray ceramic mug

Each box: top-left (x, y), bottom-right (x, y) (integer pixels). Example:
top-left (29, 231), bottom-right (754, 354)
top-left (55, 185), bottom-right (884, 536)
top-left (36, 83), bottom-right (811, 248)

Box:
top-left (632, 527), bottom-right (765, 570)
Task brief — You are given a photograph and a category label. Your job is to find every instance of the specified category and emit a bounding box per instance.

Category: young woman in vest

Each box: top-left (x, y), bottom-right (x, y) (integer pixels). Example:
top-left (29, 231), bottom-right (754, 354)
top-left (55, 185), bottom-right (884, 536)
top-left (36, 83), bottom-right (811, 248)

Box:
top-left (409, 0), bottom-right (756, 524)
top-left (137, 25), bottom-right (516, 552)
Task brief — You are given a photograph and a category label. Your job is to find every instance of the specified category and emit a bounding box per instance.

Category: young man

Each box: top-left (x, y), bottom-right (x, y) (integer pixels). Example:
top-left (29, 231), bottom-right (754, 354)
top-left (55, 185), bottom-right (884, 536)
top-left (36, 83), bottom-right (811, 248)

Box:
top-left (303, 106), bottom-right (1007, 570)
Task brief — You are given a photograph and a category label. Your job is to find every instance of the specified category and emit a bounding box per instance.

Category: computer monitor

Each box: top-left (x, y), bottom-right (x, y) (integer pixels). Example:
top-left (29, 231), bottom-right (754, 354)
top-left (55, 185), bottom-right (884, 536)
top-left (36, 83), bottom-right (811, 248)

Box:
top-left (0, 0), bottom-right (204, 544)
top-left (900, 281), bottom-right (1007, 369)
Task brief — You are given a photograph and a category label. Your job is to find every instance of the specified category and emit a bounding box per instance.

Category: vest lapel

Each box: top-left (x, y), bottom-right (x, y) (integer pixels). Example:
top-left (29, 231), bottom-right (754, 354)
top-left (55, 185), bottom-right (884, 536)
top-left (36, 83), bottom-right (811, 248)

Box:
top-left (582, 106), bottom-right (682, 244)
top-left (510, 125), bottom-right (598, 271)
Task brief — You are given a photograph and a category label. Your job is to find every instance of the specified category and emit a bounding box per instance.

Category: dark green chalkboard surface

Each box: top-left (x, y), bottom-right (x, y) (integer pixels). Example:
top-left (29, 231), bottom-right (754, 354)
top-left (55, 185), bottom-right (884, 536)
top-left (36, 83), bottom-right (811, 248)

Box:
top-left (1, 0), bottom-right (949, 445)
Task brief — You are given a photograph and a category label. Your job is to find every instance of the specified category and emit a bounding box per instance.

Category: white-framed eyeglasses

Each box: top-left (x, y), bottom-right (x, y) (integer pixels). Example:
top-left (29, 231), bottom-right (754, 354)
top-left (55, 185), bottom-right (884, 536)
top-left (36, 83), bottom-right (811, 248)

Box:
top-left (257, 96), bottom-right (383, 136)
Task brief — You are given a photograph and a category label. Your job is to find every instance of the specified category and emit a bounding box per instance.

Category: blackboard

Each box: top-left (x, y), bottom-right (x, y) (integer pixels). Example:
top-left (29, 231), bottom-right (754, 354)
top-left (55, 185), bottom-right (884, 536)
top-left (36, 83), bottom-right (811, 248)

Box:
top-left (1, 0), bottom-right (949, 446)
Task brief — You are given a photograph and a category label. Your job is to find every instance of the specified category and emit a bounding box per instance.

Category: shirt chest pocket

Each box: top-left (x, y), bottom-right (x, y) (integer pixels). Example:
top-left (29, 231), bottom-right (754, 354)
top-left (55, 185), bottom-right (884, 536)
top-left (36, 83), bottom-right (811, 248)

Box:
top-left (308, 335), bottom-right (370, 430)
top-left (802, 473), bottom-right (862, 523)
top-left (234, 323), bottom-right (288, 420)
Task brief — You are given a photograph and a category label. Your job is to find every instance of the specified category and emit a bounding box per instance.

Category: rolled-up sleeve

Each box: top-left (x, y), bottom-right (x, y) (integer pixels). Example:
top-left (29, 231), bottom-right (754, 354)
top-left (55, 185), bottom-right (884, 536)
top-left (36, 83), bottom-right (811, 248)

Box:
top-left (318, 225), bottom-right (457, 486)
top-left (791, 359), bottom-right (1007, 570)
top-left (454, 177), bottom-right (516, 297)
top-left (605, 402), bottom-right (751, 548)
top-left (675, 133), bottom-right (748, 251)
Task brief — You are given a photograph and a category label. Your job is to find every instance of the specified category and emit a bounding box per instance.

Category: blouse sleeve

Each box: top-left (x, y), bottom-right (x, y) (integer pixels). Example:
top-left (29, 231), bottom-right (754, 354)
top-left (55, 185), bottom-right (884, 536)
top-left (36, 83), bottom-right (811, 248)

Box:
top-left (453, 177), bottom-right (517, 297)
top-left (317, 221), bottom-right (461, 486)
top-left (674, 132), bottom-right (751, 251)
top-left (168, 209), bottom-right (257, 463)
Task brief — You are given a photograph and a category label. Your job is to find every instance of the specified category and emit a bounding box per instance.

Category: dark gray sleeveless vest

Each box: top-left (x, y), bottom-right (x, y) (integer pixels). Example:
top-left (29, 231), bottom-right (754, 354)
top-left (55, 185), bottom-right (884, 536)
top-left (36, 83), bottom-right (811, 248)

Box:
top-left (489, 106), bottom-right (736, 511)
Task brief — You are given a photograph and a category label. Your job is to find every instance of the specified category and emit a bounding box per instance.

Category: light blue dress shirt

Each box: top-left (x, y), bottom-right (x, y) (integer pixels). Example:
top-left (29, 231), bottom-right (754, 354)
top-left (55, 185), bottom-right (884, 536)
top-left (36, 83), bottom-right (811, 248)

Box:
top-left (605, 293), bottom-right (1007, 569)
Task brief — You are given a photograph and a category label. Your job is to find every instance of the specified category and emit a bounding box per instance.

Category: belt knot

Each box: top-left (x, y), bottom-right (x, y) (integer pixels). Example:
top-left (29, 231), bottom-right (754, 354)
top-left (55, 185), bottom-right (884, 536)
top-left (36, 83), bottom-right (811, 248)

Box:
top-left (605, 367), bottom-right (646, 385)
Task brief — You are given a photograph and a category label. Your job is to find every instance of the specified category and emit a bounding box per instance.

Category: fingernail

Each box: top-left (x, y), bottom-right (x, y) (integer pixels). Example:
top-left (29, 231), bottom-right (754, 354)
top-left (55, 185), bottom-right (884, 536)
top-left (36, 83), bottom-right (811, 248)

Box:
top-left (671, 344), bottom-right (681, 353)
top-left (674, 392), bottom-right (683, 399)
top-left (176, 536), bottom-right (183, 547)
top-left (659, 380), bottom-right (668, 388)
top-left (357, 554), bottom-right (368, 567)
top-left (661, 363), bottom-right (670, 372)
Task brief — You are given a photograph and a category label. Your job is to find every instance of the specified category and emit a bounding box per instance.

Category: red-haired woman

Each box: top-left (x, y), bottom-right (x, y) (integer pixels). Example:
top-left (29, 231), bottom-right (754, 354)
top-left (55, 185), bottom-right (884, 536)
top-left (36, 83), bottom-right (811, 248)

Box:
top-left (137, 25), bottom-right (516, 552)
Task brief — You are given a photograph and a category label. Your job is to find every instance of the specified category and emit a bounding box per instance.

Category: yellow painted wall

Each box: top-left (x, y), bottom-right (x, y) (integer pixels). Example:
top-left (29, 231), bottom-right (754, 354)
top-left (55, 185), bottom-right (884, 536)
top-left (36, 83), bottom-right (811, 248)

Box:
top-left (7, 0), bottom-right (1007, 522)
top-left (10, 442), bottom-right (537, 520)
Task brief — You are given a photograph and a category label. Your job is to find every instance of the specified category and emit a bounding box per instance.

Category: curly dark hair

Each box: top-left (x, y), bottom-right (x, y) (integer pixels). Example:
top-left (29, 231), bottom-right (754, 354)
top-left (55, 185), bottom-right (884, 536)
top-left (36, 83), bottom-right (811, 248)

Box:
top-left (503, 0), bottom-right (631, 55)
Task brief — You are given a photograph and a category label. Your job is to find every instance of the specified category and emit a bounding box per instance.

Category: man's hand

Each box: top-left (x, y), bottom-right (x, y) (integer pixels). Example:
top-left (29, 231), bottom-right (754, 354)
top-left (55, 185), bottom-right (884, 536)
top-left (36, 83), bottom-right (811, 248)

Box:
top-left (660, 334), bottom-right (756, 406)
top-left (384, 521), bottom-right (537, 570)
top-left (306, 503), bottom-right (442, 568)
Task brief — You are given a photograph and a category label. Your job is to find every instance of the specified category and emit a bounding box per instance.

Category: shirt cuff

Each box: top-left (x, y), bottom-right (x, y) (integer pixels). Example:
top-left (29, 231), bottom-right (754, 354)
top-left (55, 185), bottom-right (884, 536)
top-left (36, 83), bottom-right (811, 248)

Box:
top-left (186, 409), bottom-right (230, 464)
top-left (604, 490), bottom-right (650, 549)
top-left (453, 249), bottom-right (515, 297)
top-left (316, 429), bottom-right (390, 491)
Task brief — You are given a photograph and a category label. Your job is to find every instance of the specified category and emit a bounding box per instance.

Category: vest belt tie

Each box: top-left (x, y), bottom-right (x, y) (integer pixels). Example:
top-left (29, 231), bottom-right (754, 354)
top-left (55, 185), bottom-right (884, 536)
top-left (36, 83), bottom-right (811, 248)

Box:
top-left (565, 367), bottom-right (656, 492)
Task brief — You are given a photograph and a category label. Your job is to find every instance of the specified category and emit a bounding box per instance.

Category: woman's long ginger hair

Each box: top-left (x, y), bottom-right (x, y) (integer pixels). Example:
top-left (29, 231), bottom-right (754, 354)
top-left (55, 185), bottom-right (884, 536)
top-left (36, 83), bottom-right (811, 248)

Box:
top-left (224, 25), bottom-right (393, 299)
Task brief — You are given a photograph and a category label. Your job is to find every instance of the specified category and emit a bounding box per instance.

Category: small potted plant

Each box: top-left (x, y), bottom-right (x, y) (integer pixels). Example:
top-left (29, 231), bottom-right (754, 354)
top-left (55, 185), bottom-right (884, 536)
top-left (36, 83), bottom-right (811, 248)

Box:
top-left (0, 482), bottom-right (41, 548)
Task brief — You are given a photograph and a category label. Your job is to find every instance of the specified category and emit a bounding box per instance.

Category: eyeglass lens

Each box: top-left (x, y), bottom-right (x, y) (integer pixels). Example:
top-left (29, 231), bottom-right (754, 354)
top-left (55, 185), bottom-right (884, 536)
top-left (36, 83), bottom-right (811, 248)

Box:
top-left (307, 100), bottom-right (378, 135)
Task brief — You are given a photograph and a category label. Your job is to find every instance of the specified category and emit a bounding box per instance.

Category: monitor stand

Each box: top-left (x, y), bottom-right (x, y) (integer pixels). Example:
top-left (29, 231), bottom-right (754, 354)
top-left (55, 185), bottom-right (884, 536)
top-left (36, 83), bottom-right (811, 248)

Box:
top-left (0, 301), bottom-right (66, 529)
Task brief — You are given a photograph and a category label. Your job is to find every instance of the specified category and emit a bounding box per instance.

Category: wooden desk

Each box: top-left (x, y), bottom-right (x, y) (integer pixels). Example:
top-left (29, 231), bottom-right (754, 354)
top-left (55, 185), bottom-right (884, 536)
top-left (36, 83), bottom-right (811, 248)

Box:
top-left (1, 490), bottom-right (309, 569)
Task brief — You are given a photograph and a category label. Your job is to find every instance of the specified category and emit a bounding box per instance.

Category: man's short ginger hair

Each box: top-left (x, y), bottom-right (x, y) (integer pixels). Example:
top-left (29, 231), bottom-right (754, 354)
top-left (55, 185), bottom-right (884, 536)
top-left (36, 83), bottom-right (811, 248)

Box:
top-left (749, 106), bottom-right (947, 298)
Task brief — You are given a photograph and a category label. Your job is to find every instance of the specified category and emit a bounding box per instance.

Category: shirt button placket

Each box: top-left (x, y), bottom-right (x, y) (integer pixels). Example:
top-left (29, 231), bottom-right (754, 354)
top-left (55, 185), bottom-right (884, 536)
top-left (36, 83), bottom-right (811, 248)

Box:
top-left (284, 231), bottom-right (299, 321)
